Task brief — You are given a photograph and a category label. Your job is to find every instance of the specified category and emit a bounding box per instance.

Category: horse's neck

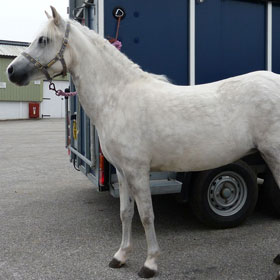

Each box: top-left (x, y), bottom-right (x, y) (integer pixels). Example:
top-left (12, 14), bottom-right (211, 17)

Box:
top-left (68, 24), bottom-right (142, 124)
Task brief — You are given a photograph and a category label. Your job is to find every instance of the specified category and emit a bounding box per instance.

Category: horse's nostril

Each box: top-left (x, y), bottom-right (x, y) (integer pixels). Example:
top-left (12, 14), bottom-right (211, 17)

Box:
top-left (8, 66), bottom-right (14, 75)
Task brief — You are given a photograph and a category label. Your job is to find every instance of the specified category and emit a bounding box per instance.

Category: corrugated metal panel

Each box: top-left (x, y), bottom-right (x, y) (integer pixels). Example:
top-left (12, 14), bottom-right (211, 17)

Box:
top-left (0, 44), bottom-right (27, 57)
top-left (0, 57), bottom-right (43, 102)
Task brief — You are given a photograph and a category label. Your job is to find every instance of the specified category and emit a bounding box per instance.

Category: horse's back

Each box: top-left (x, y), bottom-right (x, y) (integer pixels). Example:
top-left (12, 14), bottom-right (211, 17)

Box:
top-left (145, 71), bottom-right (280, 171)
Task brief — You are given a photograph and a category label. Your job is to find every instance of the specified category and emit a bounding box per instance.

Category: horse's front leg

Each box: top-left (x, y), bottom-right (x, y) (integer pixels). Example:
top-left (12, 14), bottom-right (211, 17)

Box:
top-left (109, 170), bottom-right (134, 268)
top-left (128, 170), bottom-right (160, 278)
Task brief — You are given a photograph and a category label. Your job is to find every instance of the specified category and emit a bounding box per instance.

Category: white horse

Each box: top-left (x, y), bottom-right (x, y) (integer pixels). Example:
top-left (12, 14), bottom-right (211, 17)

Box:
top-left (7, 7), bottom-right (280, 279)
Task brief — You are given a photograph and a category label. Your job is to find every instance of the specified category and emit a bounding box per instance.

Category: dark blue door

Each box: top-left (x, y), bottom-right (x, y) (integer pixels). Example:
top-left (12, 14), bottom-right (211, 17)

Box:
top-left (104, 0), bottom-right (189, 85)
top-left (196, 0), bottom-right (266, 85)
top-left (272, 4), bottom-right (280, 74)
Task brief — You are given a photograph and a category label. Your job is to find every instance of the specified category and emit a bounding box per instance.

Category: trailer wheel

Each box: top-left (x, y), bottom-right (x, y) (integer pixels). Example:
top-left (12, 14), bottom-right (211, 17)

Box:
top-left (190, 161), bottom-right (258, 229)
top-left (259, 168), bottom-right (280, 216)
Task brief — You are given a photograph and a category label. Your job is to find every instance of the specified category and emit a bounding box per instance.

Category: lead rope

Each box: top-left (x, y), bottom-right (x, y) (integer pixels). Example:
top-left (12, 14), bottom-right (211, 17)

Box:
top-left (115, 17), bottom-right (121, 41)
top-left (49, 82), bottom-right (77, 96)
top-left (48, 82), bottom-right (80, 171)
top-left (108, 9), bottom-right (123, 50)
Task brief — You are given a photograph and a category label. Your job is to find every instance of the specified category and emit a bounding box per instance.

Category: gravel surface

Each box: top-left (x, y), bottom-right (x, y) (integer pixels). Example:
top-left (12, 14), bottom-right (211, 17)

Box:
top-left (1, 119), bottom-right (280, 280)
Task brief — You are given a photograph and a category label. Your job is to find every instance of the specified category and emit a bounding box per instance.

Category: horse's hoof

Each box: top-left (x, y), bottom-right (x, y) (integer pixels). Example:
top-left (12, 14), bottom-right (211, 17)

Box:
top-left (138, 266), bottom-right (157, 278)
top-left (109, 258), bottom-right (124, 269)
top-left (276, 271), bottom-right (280, 280)
top-left (274, 255), bottom-right (280, 265)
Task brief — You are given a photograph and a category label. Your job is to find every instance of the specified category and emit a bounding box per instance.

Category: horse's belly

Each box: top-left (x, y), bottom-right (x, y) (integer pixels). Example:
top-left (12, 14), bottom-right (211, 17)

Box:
top-left (150, 142), bottom-right (253, 172)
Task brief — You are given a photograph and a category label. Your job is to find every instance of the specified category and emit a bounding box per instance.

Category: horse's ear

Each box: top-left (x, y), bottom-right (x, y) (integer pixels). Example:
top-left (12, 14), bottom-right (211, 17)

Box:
top-left (50, 6), bottom-right (62, 26)
top-left (45, 11), bottom-right (51, 19)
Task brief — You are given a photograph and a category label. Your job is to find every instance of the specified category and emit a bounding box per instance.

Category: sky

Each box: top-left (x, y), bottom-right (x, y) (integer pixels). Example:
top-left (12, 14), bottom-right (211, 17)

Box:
top-left (0, 0), bottom-right (68, 42)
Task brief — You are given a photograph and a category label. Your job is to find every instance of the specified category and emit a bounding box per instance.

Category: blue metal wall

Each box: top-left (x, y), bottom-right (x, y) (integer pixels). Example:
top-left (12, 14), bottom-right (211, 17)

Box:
top-left (103, 1), bottom-right (280, 86)
top-left (196, 0), bottom-right (266, 85)
top-left (104, 0), bottom-right (189, 85)
top-left (272, 4), bottom-right (280, 74)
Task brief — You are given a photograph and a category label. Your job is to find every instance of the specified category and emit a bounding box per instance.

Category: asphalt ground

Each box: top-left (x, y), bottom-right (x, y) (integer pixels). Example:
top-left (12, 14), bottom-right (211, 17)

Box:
top-left (1, 119), bottom-right (280, 280)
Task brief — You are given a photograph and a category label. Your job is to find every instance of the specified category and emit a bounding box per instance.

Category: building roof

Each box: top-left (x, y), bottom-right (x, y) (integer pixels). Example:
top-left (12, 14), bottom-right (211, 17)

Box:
top-left (0, 40), bottom-right (30, 57)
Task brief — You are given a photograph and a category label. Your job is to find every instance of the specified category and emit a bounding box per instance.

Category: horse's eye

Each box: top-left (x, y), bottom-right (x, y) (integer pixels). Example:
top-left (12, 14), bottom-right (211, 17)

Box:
top-left (38, 36), bottom-right (49, 46)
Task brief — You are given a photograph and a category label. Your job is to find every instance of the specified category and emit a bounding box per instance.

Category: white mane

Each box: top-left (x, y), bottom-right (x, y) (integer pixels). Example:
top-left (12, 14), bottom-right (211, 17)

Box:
top-left (68, 20), bottom-right (170, 83)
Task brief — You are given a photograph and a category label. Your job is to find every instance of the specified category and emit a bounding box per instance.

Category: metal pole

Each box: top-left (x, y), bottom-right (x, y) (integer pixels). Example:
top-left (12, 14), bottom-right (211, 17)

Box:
top-left (266, 1), bottom-right (272, 71)
top-left (189, 0), bottom-right (196, 85)
top-left (77, 100), bottom-right (81, 167)
top-left (97, 0), bottom-right (104, 36)
top-left (69, 0), bottom-right (75, 19)
top-left (69, 0), bottom-right (76, 162)
top-left (65, 96), bottom-right (69, 148)
top-left (69, 146), bottom-right (93, 167)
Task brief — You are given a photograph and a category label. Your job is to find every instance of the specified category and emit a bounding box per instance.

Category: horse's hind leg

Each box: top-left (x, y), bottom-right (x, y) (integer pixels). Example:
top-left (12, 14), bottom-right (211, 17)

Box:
top-left (258, 144), bottom-right (280, 188)
top-left (109, 170), bottom-right (134, 268)
top-left (258, 143), bottom-right (280, 279)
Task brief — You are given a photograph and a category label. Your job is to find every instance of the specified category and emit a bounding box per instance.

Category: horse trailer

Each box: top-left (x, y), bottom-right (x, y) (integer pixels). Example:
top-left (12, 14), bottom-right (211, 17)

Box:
top-left (66, 0), bottom-right (280, 228)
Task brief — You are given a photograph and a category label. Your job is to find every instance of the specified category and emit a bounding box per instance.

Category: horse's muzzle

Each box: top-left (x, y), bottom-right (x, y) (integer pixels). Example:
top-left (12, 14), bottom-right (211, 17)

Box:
top-left (7, 64), bottom-right (30, 86)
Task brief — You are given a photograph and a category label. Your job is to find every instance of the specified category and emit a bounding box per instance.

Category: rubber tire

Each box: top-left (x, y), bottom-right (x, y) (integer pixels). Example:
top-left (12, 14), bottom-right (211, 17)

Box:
top-left (259, 168), bottom-right (280, 216)
top-left (190, 160), bottom-right (258, 229)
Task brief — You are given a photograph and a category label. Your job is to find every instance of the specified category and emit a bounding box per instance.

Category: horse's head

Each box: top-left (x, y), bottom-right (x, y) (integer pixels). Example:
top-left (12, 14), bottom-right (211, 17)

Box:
top-left (7, 6), bottom-right (71, 86)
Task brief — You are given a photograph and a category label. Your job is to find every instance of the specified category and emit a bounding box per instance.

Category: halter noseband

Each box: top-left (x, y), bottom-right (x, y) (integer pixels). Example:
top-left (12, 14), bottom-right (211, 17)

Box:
top-left (22, 22), bottom-right (71, 81)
